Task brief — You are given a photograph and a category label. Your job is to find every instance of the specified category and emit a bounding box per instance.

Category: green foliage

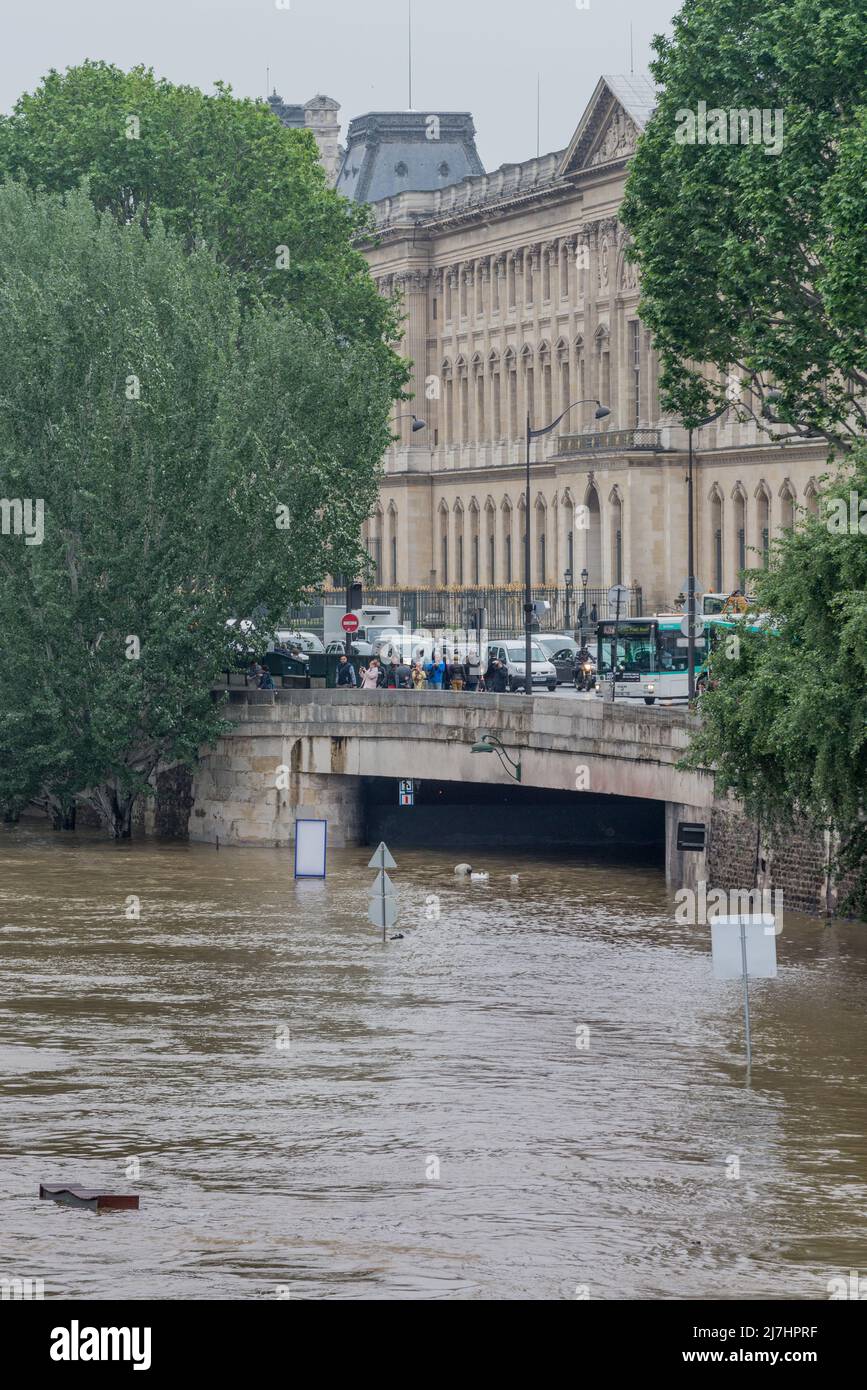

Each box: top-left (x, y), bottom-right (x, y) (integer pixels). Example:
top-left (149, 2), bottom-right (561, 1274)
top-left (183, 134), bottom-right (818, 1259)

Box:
top-left (685, 449), bottom-right (867, 914)
top-left (0, 60), bottom-right (405, 397)
top-left (0, 184), bottom-right (396, 835)
top-left (621, 0), bottom-right (867, 441)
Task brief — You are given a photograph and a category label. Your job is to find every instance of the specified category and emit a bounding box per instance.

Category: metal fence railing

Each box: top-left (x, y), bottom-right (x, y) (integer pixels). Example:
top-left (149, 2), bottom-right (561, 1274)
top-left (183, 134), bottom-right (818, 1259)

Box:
top-left (284, 586), bottom-right (642, 639)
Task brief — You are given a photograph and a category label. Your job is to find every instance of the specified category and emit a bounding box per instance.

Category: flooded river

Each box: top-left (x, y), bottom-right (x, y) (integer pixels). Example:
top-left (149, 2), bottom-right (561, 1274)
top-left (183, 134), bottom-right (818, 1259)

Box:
top-left (1, 825), bottom-right (866, 1300)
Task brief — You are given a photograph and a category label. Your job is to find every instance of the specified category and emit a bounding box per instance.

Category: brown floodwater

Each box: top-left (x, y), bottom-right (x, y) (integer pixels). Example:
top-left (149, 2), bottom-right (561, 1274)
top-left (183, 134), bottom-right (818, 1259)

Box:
top-left (1, 823), bottom-right (866, 1301)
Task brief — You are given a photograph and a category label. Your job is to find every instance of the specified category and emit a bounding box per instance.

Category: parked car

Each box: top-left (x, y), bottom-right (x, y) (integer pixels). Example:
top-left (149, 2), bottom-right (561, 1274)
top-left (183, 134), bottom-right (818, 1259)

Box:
top-left (273, 630), bottom-right (325, 655)
top-left (486, 639), bottom-right (558, 692)
top-left (535, 634), bottom-right (579, 685)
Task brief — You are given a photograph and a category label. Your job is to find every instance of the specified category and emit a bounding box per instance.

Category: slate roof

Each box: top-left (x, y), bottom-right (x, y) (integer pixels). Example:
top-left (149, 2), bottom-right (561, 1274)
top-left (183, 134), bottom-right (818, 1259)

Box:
top-left (267, 94), bottom-right (306, 128)
top-left (337, 111), bottom-right (485, 204)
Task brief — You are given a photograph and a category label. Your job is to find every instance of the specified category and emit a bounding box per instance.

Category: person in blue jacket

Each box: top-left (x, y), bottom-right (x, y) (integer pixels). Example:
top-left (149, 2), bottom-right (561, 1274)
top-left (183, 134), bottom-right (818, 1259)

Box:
top-left (424, 651), bottom-right (446, 689)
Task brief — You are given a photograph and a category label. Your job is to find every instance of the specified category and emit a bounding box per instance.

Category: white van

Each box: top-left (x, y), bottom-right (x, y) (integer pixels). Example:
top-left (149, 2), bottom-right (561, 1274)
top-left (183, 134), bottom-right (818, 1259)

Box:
top-left (485, 639), bottom-right (558, 692)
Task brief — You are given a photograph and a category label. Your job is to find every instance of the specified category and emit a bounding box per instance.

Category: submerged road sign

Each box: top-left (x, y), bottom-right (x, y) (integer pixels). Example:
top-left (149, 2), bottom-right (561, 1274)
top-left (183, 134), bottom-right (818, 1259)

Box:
top-left (710, 914), bottom-right (778, 1070)
top-left (367, 843), bottom-right (399, 941)
top-left (368, 842), bottom-right (396, 870)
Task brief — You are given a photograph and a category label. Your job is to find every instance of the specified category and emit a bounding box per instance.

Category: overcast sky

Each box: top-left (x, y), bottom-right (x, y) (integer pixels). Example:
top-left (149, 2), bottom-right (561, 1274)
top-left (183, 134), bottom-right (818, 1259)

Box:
top-left (2, 0), bottom-right (680, 169)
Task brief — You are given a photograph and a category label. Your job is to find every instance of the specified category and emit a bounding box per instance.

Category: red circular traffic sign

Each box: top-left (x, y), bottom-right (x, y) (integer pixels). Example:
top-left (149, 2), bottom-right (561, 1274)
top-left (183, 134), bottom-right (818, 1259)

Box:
top-left (341, 613), bottom-right (360, 634)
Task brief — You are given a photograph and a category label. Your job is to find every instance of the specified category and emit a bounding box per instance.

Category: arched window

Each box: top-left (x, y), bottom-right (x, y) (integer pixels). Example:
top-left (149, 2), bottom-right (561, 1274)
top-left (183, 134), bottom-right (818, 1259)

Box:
top-left (488, 350), bottom-right (501, 439)
top-left (563, 490), bottom-right (575, 575)
top-left (504, 348), bottom-right (518, 438)
top-left (469, 499), bottom-right (480, 585)
top-left (539, 342), bottom-right (552, 424)
top-left (456, 356), bottom-right (468, 445)
top-left (609, 488), bottom-right (623, 586)
top-left (520, 344), bottom-right (535, 423)
top-left (556, 338), bottom-right (570, 417)
top-left (369, 505), bottom-right (383, 578)
top-left (779, 480), bottom-right (795, 531)
top-left (442, 359), bottom-right (453, 443)
top-left (502, 497), bottom-right (513, 582)
top-left (387, 502), bottom-right (398, 585)
top-left (535, 494), bottom-right (548, 583)
top-left (756, 484), bottom-right (771, 567)
top-left (595, 326), bottom-right (610, 420)
top-left (485, 497), bottom-right (497, 582)
top-left (574, 336), bottom-right (586, 414)
top-left (583, 483), bottom-right (601, 587)
top-left (709, 487), bottom-right (724, 592)
top-left (804, 479), bottom-right (819, 517)
top-left (454, 500), bottom-right (465, 585)
top-left (732, 485), bottom-right (747, 580)
top-left (438, 501), bottom-right (449, 585)
top-left (517, 494), bottom-right (528, 584)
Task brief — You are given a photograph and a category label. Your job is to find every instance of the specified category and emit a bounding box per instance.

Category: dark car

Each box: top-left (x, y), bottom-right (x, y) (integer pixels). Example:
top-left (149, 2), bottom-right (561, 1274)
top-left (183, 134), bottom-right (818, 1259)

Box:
top-left (535, 635), bottom-right (579, 685)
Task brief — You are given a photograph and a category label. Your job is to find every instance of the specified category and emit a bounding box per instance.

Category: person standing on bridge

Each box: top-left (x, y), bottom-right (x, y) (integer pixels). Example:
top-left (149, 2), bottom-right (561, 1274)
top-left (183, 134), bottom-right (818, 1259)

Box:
top-left (336, 654), bottom-right (357, 689)
top-left (424, 651), bottom-right (446, 690)
top-left (465, 650), bottom-right (482, 692)
top-left (359, 657), bottom-right (382, 691)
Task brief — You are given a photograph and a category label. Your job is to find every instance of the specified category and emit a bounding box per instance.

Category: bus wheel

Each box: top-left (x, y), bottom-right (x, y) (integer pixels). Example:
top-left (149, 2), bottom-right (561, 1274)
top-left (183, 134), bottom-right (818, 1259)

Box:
top-left (644, 697), bottom-right (656, 706)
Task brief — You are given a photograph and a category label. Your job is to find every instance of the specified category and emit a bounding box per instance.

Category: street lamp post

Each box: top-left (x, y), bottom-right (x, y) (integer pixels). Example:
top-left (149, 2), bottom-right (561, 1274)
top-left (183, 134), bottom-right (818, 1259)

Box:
top-left (524, 401), bottom-right (610, 694)
top-left (580, 566), bottom-right (589, 641)
top-left (394, 413), bottom-right (427, 435)
top-left (470, 731), bottom-right (522, 782)
top-left (686, 403), bottom-right (730, 701)
top-left (564, 568), bottom-right (574, 632)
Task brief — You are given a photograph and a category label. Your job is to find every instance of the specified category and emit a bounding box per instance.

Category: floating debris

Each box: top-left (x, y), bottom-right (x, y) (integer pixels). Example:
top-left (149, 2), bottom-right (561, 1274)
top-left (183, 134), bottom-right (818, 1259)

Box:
top-left (39, 1184), bottom-right (139, 1212)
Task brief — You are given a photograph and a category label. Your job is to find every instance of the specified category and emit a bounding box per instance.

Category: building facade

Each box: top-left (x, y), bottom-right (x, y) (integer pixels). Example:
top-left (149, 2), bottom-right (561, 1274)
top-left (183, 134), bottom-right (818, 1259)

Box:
top-left (268, 92), bottom-right (344, 184)
top-left (358, 76), bottom-right (826, 613)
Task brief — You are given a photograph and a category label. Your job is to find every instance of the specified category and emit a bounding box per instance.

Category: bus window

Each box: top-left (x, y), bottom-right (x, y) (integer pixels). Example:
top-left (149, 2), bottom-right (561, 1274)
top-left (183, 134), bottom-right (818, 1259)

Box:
top-left (657, 628), bottom-right (705, 673)
top-left (598, 623), bottom-right (656, 675)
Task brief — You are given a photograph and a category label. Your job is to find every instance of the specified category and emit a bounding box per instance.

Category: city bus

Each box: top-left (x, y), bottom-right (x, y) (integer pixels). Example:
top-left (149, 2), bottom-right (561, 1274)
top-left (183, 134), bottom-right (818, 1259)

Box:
top-left (594, 616), bottom-right (708, 705)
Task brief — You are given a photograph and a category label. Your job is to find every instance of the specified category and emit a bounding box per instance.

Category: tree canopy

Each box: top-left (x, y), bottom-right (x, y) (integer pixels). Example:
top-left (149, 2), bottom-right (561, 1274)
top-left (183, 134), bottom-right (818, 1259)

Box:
top-left (684, 450), bottom-right (867, 915)
top-left (621, 0), bottom-right (867, 443)
top-left (0, 60), bottom-right (405, 397)
top-left (0, 183), bottom-right (396, 836)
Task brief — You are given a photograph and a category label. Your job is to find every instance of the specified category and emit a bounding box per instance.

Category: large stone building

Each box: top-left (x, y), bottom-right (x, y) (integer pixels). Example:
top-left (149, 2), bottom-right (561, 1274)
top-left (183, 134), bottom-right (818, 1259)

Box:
top-left (357, 75), bottom-right (827, 612)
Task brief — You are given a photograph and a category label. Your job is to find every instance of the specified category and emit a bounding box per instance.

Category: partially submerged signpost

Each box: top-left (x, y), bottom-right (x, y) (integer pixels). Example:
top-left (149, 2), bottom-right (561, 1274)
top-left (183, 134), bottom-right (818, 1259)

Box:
top-left (367, 842), bottom-right (398, 943)
top-left (711, 914), bottom-right (778, 1070)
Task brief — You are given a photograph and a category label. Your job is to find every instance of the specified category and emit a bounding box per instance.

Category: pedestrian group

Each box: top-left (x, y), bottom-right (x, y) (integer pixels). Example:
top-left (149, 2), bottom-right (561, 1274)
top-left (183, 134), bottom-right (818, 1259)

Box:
top-left (336, 650), bottom-right (508, 693)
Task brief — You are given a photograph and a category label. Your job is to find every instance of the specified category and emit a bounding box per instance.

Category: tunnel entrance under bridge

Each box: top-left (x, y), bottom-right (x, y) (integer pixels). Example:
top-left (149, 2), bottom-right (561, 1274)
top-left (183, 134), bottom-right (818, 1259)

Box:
top-left (362, 778), bottom-right (664, 864)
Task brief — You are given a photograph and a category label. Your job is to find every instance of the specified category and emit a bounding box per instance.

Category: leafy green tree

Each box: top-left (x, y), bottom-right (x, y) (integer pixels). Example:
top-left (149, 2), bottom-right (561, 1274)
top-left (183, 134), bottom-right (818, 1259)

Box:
top-left (621, 0), bottom-right (867, 446)
top-left (684, 450), bottom-right (867, 915)
top-left (0, 60), bottom-right (405, 397)
top-left (0, 183), bottom-right (395, 836)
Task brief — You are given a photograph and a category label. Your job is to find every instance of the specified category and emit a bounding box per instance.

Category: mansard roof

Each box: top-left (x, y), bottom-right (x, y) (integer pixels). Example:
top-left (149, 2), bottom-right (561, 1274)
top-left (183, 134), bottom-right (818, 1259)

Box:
top-left (337, 111), bottom-right (485, 203)
top-left (558, 74), bottom-right (656, 179)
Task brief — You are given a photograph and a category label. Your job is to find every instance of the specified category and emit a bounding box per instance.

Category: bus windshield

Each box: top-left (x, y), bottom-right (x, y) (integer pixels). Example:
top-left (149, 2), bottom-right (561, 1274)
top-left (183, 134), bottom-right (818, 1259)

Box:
top-left (598, 622), bottom-right (655, 675)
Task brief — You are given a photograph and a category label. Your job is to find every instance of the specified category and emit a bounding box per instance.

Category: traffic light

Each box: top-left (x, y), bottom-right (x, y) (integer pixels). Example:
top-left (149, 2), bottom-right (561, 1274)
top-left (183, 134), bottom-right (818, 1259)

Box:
top-left (347, 582), bottom-right (363, 611)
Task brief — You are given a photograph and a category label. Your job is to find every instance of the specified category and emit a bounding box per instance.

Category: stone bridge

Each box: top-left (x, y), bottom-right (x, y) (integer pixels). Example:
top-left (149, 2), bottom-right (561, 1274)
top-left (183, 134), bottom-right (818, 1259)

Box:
top-left (189, 690), bottom-right (715, 886)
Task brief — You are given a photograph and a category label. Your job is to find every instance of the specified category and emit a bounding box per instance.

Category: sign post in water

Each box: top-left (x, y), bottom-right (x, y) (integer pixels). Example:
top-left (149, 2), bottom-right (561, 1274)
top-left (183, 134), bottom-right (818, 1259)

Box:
top-left (367, 842), bottom-right (399, 943)
top-left (710, 914), bottom-right (778, 1070)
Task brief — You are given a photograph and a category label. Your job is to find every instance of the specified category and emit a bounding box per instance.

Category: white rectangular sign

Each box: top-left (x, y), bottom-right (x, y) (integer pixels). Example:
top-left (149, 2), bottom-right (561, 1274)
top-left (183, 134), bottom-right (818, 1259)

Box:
top-left (711, 916), bottom-right (777, 981)
top-left (294, 819), bottom-right (327, 879)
